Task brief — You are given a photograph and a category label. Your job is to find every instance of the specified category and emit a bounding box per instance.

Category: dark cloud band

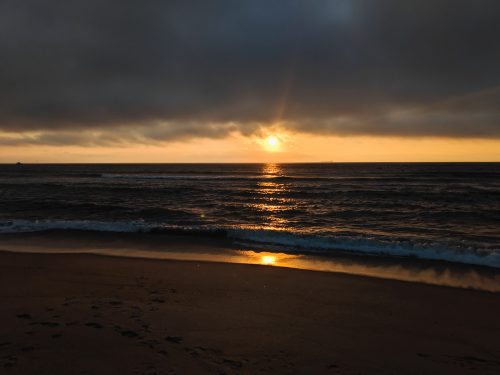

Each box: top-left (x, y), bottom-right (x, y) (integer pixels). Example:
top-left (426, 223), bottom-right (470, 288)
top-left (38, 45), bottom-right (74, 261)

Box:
top-left (1, 0), bottom-right (499, 144)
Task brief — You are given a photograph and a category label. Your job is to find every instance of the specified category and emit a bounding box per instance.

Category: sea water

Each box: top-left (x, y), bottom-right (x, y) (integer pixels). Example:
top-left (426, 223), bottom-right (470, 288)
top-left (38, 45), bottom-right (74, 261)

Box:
top-left (0, 163), bottom-right (499, 268)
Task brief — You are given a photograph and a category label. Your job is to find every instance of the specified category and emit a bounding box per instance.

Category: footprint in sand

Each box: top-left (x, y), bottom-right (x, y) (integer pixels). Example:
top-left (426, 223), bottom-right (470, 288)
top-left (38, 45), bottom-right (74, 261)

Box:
top-left (120, 330), bottom-right (139, 338)
top-left (16, 313), bottom-right (32, 320)
top-left (165, 336), bottom-right (183, 344)
top-left (39, 321), bottom-right (59, 327)
top-left (3, 355), bottom-right (19, 370)
top-left (151, 298), bottom-right (165, 303)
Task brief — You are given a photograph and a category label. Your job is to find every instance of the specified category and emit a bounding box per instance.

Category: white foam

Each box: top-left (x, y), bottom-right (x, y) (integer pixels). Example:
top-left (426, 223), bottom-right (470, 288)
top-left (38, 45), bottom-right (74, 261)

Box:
top-left (227, 228), bottom-right (500, 268)
top-left (0, 219), bottom-right (152, 234)
top-left (0, 219), bottom-right (499, 268)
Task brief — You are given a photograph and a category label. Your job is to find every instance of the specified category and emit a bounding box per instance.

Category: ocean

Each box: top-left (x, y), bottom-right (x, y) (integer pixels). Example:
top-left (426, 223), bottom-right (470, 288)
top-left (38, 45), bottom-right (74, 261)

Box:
top-left (0, 163), bottom-right (499, 268)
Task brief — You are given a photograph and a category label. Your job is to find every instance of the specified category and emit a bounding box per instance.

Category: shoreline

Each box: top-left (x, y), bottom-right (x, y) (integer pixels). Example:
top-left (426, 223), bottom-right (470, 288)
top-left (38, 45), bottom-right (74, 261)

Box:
top-left (1, 231), bottom-right (499, 292)
top-left (1, 250), bottom-right (500, 374)
top-left (1, 221), bottom-right (498, 270)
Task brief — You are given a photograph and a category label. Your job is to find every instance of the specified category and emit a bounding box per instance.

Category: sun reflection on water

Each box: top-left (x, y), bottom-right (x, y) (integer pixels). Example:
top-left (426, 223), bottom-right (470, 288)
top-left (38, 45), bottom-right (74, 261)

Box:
top-left (247, 163), bottom-right (298, 231)
top-left (239, 251), bottom-right (298, 267)
top-left (261, 255), bottom-right (276, 265)
top-left (262, 163), bottom-right (282, 177)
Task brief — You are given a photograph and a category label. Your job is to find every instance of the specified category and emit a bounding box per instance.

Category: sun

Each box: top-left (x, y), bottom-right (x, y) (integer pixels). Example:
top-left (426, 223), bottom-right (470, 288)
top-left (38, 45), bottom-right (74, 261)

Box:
top-left (264, 135), bottom-right (280, 151)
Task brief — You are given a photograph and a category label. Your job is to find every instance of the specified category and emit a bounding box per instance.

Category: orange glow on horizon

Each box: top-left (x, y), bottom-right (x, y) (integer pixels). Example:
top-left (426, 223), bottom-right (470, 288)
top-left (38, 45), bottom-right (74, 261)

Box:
top-left (1, 131), bottom-right (499, 163)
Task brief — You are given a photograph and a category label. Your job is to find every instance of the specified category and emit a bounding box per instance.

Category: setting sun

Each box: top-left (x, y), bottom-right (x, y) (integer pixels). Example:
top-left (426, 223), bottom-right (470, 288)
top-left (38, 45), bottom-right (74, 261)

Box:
top-left (264, 135), bottom-right (280, 151)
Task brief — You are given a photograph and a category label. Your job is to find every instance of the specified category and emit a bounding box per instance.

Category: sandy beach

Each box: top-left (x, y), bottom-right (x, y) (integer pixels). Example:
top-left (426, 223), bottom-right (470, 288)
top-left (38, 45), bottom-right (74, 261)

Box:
top-left (1, 250), bottom-right (500, 374)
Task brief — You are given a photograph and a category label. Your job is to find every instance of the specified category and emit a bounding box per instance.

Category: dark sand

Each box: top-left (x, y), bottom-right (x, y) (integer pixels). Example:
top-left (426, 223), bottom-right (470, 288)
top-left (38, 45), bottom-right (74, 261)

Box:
top-left (1, 251), bottom-right (500, 374)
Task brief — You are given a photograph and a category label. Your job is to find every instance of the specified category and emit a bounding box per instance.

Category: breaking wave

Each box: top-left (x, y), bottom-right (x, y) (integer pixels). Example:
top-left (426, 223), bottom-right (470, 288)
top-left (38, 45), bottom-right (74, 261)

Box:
top-left (0, 219), bottom-right (499, 269)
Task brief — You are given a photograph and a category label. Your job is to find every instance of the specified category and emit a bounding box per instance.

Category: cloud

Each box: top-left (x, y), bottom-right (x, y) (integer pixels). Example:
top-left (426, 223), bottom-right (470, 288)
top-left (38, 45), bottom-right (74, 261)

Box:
top-left (1, 0), bottom-right (499, 145)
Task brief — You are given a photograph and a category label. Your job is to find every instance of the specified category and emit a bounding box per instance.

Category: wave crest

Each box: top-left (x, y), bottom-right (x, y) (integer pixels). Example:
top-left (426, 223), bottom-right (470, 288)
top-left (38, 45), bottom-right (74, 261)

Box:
top-left (0, 219), bottom-right (498, 268)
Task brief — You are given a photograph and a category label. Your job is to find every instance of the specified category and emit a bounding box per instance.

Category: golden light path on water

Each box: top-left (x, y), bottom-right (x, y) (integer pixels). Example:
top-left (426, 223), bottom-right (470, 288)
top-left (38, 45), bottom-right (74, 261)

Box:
top-left (1, 162), bottom-right (499, 291)
top-left (244, 163), bottom-right (294, 232)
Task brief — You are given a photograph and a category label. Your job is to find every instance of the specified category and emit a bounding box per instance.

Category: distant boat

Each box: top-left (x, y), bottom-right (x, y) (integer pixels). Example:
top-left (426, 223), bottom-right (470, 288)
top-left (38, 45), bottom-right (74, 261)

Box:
top-left (16, 162), bottom-right (22, 165)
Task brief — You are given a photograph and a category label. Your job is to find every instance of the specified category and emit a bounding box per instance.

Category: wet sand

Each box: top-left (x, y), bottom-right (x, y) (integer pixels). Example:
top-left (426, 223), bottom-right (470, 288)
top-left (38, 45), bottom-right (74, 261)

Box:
top-left (1, 250), bottom-right (500, 374)
top-left (2, 231), bottom-right (499, 292)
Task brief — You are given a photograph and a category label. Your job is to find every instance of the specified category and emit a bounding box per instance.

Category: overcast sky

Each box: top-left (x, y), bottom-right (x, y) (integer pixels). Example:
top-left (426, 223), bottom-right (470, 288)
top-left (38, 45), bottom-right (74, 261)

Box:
top-left (1, 0), bottom-right (499, 147)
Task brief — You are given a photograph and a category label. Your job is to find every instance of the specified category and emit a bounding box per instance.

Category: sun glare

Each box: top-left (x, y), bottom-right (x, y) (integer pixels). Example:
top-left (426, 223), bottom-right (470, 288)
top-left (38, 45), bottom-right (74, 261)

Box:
top-left (264, 135), bottom-right (280, 151)
top-left (261, 255), bottom-right (276, 265)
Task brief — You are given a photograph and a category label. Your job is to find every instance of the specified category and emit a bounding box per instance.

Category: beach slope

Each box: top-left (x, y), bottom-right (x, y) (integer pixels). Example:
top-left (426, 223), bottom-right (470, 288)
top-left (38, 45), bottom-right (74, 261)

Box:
top-left (1, 251), bottom-right (500, 374)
